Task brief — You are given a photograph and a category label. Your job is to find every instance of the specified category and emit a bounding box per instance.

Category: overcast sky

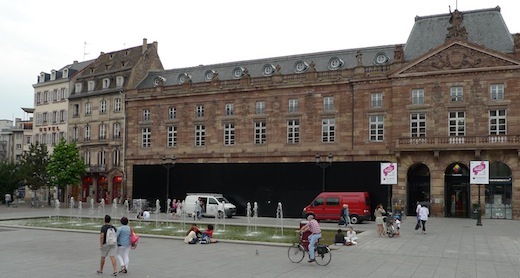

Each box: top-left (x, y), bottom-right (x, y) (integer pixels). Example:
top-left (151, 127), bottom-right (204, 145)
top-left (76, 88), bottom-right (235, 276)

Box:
top-left (1, 0), bottom-right (519, 121)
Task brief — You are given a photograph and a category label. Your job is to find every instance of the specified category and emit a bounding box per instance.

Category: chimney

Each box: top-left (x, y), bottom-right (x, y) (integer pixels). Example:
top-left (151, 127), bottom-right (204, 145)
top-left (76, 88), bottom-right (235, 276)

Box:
top-left (73, 60), bottom-right (78, 64)
top-left (142, 38), bottom-right (148, 54)
top-left (153, 41), bottom-right (158, 52)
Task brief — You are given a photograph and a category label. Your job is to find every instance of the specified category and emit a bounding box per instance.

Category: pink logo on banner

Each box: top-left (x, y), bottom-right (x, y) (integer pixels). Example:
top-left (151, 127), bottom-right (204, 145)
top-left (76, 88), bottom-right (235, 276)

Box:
top-left (383, 163), bottom-right (395, 176)
top-left (472, 161), bottom-right (486, 176)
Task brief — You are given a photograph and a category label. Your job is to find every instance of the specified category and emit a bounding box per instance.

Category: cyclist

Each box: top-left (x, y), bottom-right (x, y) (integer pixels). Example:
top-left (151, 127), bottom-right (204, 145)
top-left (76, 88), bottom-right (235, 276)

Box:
top-left (297, 215), bottom-right (321, 263)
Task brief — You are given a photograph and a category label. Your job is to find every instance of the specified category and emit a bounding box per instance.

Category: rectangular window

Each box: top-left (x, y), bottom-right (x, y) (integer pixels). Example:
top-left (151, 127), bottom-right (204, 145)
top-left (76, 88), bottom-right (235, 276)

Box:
top-left (114, 98), bottom-right (122, 112)
top-left (490, 84), bottom-right (504, 101)
top-left (73, 127), bottom-right (79, 141)
top-left (102, 78), bottom-right (110, 89)
top-left (195, 125), bottom-right (206, 147)
top-left (113, 149), bottom-right (120, 167)
top-left (450, 86), bottom-right (463, 102)
top-left (410, 113), bottom-right (426, 137)
top-left (412, 89), bottom-right (424, 104)
top-left (168, 107), bottom-right (176, 120)
top-left (369, 115), bottom-right (384, 141)
top-left (196, 105), bottom-right (204, 118)
top-left (98, 151), bottom-right (105, 167)
top-left (73, 104), bottom-right (79, 117)
top-left (52, 111), bottom-right (58, 123)
top-left (224, 123), bottom-right (235, 146)
top-left (99, 124), bottom-right (107, 140)
top-left (26, 136), bottom-right (31, 145)
top-left (489, 109), bottom-right (506, 135)
top-left (75, 83), bottom-right (82, 93)
top-left (84, 151), bottom-right (90, 166)
top-left (141, 127), bottom-right (151, 148)
top-left (255, 101), bottom-right (265, 114)
top-left (100, 100), bottom-right (107, 113)
top-left (287, 119), bottom-right (300, 144)
top-left (143, 109), bottom-right (151, 121)
top-left (87, 81), bottom-right (95, 91)
top-left (371, 93), bottom-right (382, 108)
top-left (85, 102), bottom-right (91, 115)
top-left (85, 126), bottom-right (91, 141)
top-left (59, 110), bottom-right (66, 122)
top-left (448, 111), bottom-right (465, 136)
top-left (225, 103), bottom-right (234, 116)
top-left (254, 120), bottom-right (266, 145)
top-left (113, 123), bottom-right (121, 139)
top-left (289, 99), bottom-right (298, 113)
top-left (116, 76), bottom-right (124, 87)
top-left (323, 97), bottom-right (334, 111)
top-left (322, 118), bottom-right (335, 143)
top-left (42, 112), bottom-right (47, 123)
top-left (167, 126), bottom-right (177, 147)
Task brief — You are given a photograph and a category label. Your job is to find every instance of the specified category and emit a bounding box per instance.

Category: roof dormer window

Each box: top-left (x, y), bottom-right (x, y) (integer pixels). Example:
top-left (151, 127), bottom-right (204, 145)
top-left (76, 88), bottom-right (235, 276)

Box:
top-left (89, 68), bottom-right (94, 74)
top-left (294, 60), bottom-right (308, 73)
top-left (50, 70), bottom-right (56, 81)
top-left (102, 78), bottom-right (110, 89)
top-left (105, 65), bottom-right (109, 71)
top-left (75, 83), bottom-right (82, 93)
top-left (63, 68), bottom-right (69, 78)
top-left (39, 72), bottom-right (46, 83)
top-left (87, 81), bottom-right (95, 91)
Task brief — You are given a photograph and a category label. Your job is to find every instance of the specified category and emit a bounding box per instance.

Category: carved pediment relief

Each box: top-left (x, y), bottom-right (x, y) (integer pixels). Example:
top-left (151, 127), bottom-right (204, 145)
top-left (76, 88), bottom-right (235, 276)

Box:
top-left (396, 42), bottom-right (520, 76)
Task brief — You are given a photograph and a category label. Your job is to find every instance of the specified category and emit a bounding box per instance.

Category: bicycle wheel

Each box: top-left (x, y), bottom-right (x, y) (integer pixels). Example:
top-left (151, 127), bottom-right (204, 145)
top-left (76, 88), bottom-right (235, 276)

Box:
top-left (314, 246), bottom-right (332, 266)
top-left (387, 225), bottom-right (395, 238)
top-left (288, 244), bottom-right (305, 263)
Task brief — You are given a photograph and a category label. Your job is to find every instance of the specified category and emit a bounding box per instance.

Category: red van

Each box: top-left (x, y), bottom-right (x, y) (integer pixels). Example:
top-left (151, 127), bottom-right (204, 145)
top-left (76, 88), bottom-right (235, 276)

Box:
top-left (302, 192), bottom-right (371, 224)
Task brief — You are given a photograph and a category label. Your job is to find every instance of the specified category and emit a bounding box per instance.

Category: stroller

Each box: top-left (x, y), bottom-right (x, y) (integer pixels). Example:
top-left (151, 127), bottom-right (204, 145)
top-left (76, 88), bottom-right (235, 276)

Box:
top-left (382, 212), bottom-right (397, 238)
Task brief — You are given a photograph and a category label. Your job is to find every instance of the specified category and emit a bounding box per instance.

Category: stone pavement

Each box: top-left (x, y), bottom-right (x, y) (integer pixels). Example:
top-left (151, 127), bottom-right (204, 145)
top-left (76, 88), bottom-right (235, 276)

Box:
top-left (1, 205), bottom-right (520, 278)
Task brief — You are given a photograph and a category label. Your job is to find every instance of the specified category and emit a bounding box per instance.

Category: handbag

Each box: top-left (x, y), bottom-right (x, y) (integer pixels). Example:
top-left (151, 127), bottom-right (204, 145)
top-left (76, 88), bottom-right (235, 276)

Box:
top-left (130, 227), bottom-right (139, 249)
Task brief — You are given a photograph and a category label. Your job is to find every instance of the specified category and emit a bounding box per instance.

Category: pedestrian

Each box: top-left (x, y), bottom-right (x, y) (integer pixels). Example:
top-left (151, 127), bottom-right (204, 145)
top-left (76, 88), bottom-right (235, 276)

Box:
top-left (334, 229), bottom-right (346, 245)
top-left (374, 204), bottom-right (386, 237)
top-left (5, 193), bottom-right (11, 207)
top-left (419, 204), bottom-right (429, 234)
top-left (116, 216), bottom-right (131, 274)
top-left (97, 215), bottom-right (118, 276)
top-left (339, 204), bottom-right (350, 226)
top-left (415, 201), bottom-right (422, 230)
top-left (297, 215), bottom-right (322, 263)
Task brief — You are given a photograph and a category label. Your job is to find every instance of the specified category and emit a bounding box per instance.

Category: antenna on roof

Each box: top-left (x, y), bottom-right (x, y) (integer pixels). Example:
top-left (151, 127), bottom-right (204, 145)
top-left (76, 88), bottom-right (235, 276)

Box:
top-left (83, 41), bottom-right (90, 61)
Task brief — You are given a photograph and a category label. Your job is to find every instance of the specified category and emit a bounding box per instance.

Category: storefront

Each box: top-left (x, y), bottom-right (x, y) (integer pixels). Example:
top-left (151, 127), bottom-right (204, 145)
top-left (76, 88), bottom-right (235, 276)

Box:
top-left (485, 162), bottom-right (512, 219)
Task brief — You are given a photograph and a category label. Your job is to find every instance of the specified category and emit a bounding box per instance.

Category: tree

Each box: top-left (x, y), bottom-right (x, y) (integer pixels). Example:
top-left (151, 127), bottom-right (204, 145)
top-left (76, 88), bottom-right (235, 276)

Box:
top-left (0, 161), bottom-right (23, 197)
top-left (19, 142), bottom-right (50, 203)
top-left (47, 138), bottom-right (86, 201)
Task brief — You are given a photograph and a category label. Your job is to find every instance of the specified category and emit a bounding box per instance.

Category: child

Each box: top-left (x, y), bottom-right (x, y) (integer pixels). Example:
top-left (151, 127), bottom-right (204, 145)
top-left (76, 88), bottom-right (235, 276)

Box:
top-left (345, 225), bottom-right (358, 245)
top-left (334, 229), bottom-right (346, 245)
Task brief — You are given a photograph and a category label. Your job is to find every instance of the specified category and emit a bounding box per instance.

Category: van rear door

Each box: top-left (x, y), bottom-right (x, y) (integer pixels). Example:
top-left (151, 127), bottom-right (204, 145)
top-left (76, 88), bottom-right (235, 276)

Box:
top-left (206, 197), bottom-right (219, 217)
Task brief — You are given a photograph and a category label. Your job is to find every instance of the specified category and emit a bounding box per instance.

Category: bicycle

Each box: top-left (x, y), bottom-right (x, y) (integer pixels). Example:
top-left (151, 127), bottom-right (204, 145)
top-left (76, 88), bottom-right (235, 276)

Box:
top-left (288, 232), bottom-right (332, 266)
top-left (383, 212), bottom-right (397, 238)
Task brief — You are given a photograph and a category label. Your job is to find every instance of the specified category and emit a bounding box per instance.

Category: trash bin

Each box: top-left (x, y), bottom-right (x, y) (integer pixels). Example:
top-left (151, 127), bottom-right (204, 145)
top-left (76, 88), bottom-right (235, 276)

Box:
top-left (300, 221), bottom-right (311, 251)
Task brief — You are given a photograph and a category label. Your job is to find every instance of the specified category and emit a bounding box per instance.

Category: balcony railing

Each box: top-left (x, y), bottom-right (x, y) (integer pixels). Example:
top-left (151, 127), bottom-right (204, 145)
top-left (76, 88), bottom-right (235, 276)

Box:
top-left (395, 135), bottom-right (520, 151)
top-left (86, 165), bottom-right (106, 173)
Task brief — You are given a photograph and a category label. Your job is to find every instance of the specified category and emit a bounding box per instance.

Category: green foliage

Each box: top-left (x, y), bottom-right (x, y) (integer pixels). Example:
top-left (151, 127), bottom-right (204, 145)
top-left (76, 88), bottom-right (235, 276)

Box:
top-left (0, 162), bottom-right (23, 195)
top-left (19, 142), bottom-right (50, 191)
top-left (47, 138), bottom-right (86, 190)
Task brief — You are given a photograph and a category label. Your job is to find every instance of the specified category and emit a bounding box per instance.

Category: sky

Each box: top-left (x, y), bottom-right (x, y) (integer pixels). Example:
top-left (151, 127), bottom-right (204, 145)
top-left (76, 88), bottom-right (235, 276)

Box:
top-left (1, 0), bottom-right (519, 121)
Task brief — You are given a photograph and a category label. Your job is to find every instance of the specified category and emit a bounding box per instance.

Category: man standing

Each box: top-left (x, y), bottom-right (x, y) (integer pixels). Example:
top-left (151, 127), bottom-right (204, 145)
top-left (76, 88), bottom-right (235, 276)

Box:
top-left (5, 193), bottom-right (11, 207)
top-left (97, 215), bottom-right (118, 276)
top-left (298, 215), bottom-right (322, 263)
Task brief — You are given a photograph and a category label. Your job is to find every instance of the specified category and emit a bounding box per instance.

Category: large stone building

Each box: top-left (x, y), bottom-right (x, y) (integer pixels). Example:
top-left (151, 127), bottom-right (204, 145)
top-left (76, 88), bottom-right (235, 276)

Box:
top-left (124, 7), bottom-right (520, 219)
top-left (68, 39), bottom-right (163, 203)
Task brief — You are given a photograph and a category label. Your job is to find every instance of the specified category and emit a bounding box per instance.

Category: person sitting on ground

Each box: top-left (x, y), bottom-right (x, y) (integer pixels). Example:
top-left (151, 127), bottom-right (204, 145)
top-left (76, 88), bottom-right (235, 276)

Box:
top-left (345, 225), bottom-right (358, 245)
top-left (334, 229), bottom-right (346, 245)
top-left (201, 224), bottom-right (218, 243)
top-left (184, 224), bottom-right (201, 244)
top-left (142, 210), bottom-right (150, 220)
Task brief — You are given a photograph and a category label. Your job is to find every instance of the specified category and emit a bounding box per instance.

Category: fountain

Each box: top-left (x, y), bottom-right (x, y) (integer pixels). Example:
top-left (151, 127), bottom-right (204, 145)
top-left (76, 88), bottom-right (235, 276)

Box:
top-left (276, 202), bottom-right (284, 236)
top-left (54, 199), bottom-right (61, 221)
top-left (246, 202), bottom-right (252, 233)
top-left (111, 198), bottom-right (118, 216)
top-left (253, 202), bottom-right (258, 232)
top-left (178, 200), bottom-right (187, 232)
top-left (124, 199), bottom-right (129, 216)
top-left (89, 198), bottom-right (95, 222)
top-left (69, 197), bottom-right (75, 221)
top-left (99, 198), bottom-right (105, 217)
top-left (155, 199), bottom-right (161, 229)
top-left (77, 201), bottom-right (83, 221)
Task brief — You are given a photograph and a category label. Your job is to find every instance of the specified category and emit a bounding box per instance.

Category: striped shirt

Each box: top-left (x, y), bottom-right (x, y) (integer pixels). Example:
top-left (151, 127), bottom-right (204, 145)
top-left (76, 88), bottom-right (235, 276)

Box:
top-left (308, 219), bottom-right (321, 234)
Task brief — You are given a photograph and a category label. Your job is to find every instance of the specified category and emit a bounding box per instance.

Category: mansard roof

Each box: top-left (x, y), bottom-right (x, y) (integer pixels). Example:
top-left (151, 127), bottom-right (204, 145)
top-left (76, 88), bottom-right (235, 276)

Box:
top-left (404, 6), bottom-right (514, 61)
top-left (137, 7), bottom-right (516, 89)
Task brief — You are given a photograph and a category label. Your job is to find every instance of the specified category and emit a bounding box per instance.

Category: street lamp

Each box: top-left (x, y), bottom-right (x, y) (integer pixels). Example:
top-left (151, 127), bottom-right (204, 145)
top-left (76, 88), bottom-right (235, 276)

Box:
top-left (162, 155), bottom-right (176, 212)
top-left (315, 153), bottom-right (333, 191)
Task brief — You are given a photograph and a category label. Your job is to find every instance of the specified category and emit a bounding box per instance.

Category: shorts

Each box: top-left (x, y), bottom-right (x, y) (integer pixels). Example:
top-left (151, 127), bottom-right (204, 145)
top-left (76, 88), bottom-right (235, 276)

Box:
top-left (100, 244), bottom-right (117, 257)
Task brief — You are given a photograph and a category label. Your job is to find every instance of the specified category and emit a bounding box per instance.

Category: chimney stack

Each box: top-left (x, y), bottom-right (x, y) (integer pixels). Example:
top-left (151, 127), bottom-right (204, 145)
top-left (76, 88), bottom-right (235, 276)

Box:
top-left (142, 38), bottom-right (148, 54)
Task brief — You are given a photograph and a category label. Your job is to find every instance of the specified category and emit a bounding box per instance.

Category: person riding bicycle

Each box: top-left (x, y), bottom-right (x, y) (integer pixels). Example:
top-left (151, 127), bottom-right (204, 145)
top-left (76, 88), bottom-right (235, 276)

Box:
top-left (297, 215), bottom-right (321, 263)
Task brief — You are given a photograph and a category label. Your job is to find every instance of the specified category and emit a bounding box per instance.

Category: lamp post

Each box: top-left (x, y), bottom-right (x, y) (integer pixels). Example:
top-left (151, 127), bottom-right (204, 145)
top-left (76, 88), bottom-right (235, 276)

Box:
top-left (315, 153), bottom-right (333, 191)
top-left (162, 155), bottom-right (176, 213)
top-left (476, 184), bottom-right (482, 226)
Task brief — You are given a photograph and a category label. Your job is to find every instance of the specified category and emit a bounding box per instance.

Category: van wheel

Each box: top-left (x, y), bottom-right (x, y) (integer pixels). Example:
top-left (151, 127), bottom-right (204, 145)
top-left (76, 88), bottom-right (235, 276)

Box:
top-left (350, 215), bottom-right (359, 224)
top-left (218, 211), bottom-right (224, 219)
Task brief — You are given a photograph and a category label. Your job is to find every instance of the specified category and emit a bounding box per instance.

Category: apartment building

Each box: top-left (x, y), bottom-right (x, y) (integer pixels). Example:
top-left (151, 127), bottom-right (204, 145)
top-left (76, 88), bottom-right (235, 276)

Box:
top-left (124, 7), bottom-right (520, 218)
top-left (68, 39), bottom-right (163, 203)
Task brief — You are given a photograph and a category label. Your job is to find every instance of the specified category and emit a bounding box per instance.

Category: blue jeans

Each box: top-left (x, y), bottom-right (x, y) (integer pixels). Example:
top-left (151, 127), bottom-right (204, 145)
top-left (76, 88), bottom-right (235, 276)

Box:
top-left (308, 233), bottom-right (321, 260)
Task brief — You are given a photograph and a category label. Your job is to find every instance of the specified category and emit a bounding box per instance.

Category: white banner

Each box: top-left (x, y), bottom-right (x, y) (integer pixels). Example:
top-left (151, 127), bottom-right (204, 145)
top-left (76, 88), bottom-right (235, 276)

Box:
top-left (470, 161), bottom-right (489, 184)
top-left (381, 162), bottom-right (397, 185)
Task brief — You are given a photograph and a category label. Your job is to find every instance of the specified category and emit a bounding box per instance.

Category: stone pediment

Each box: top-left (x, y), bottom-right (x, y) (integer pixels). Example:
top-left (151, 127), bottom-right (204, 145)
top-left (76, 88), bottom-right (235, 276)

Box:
top-left (393, 41), bottom-right (520, 77)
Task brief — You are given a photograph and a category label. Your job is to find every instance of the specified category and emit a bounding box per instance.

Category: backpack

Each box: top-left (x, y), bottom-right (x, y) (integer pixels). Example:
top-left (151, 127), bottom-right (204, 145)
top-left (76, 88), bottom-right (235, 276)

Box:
top-left (106, 227), bottom-right (117, 246)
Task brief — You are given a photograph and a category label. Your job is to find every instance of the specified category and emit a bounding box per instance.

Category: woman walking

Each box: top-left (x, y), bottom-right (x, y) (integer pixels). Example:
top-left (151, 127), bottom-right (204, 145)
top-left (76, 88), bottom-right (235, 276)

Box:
top-left (116, 216), bottom-right (132, 273)
top-left (418, 204), bottom-right (429, 234)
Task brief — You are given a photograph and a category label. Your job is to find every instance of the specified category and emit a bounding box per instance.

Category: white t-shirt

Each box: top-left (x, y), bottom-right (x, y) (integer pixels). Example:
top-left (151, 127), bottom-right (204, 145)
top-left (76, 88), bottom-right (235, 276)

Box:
top-left (143, 210), bottom-right (151, 220)
top-left (419, 206), bottom-right (429, 221)
top-left (416, 204), bottom-right (422, 214)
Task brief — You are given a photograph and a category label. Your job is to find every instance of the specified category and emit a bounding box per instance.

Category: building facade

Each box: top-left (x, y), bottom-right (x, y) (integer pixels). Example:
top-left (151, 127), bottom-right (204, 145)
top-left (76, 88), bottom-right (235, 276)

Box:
top-left (68, 39), bottom-right (163, 203)
top-left (124, 7), bottom-right (520, 219)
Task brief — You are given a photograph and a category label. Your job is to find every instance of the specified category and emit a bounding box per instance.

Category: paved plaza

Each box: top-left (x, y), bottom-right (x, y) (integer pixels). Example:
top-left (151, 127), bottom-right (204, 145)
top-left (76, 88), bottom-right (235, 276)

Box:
top-left (1, 205), bottom-right (520, 277)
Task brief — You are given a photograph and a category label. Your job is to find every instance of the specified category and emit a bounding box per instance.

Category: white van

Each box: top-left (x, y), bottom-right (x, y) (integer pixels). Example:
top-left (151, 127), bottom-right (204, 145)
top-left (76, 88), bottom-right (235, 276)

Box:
top-left (184, 193), bottom-right (237, 218)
